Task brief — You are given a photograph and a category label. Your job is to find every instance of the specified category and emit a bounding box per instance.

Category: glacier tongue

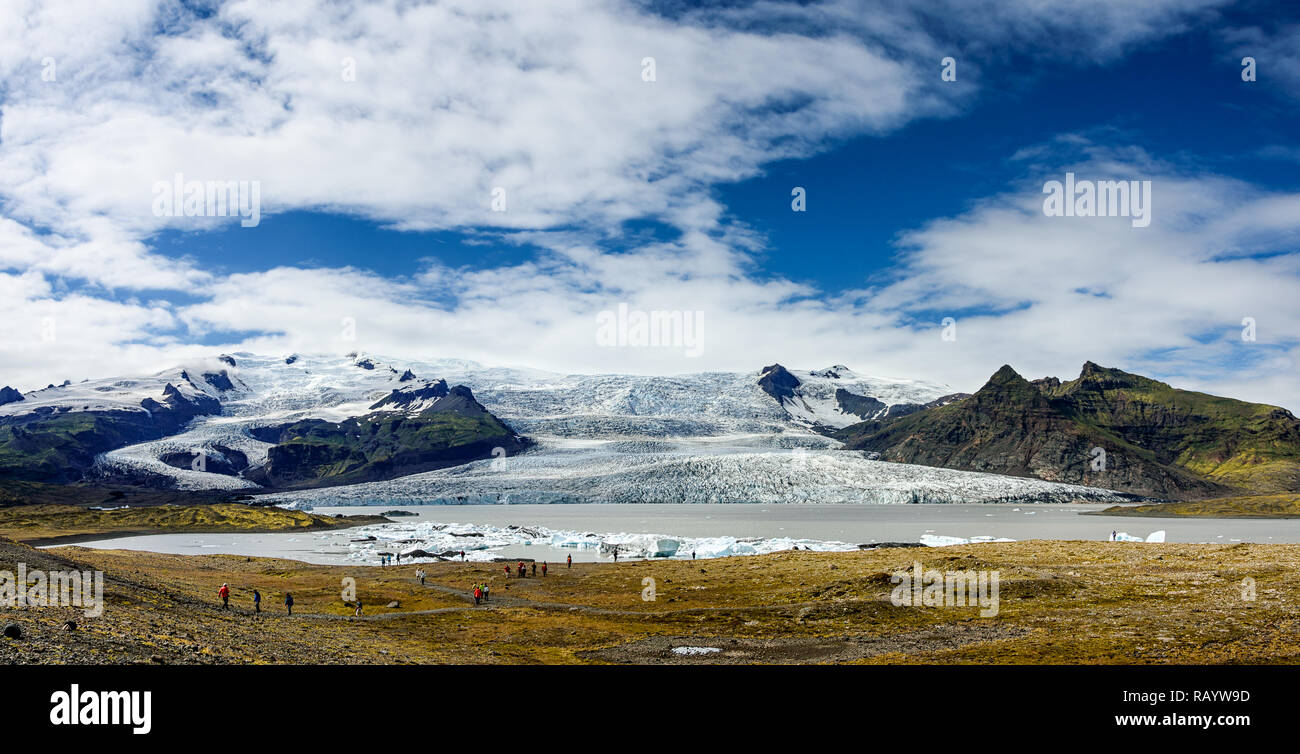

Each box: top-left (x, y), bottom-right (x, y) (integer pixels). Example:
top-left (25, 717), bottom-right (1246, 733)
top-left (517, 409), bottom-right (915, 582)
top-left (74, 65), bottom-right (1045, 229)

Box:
top-left (266, 437), bottom-right (1130, 506)
top-left (73, 352), bottom-right (1133, 504)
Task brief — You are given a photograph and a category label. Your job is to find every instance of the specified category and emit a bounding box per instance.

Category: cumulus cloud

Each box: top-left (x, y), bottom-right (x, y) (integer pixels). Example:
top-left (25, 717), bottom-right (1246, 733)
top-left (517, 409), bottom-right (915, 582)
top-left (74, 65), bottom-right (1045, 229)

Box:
top-left (4, 0), bottom-right (1295, 413)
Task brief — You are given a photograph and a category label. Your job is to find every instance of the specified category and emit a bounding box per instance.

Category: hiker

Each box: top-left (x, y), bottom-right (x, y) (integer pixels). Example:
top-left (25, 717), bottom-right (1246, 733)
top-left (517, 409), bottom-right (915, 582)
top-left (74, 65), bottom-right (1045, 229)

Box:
top-left (253, 589), bottom-right (261, 614)
top-left (482, 583), bottom-right (490, 602)
top-left (612, 549), bottom-right (618, 563)
top-left (284, 593), bottom-right (294, 615)
top-left (460, 551), bottom-right (466, 561)
top-left (218, 583), bottom-right (230, 610)
top-left (518, 561), bottom-right (526, 578)
top-left (473, 585), bottom-right (482, 605)
top-left (691, 551), bottom-right (696, 560)
top-left (505, 564), bottom-right (511, 577)
top-left (531, 562), bottom-right (537, 576)
top-left (355, 597), bottom-right (363, 617)
top-left (541, 562), bottom-right (547, 577)
top-left (567, 554), bottom-right (572, 569)
top-left (1111, 530), bottom-right (1117, 542)
top-left (417, 568), bottom-right (425, 586)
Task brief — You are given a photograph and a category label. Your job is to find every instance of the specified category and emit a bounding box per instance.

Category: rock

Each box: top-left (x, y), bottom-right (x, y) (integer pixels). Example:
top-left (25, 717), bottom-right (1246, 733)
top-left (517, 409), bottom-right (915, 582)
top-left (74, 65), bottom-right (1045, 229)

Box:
top-left (0, 386), bottom-right (24, 406)
top-left (2, 623), bottom-right (22, 639)
top-left (386, 601), bottom-right (400, 609)
top-left (62, 620), bottom-right (77, 631)
top-left (150, 655), bottom-right (165, 664)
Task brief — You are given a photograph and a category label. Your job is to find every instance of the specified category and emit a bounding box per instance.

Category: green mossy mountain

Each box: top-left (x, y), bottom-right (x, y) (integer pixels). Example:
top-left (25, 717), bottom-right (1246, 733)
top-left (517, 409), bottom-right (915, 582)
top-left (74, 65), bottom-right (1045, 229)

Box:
top-left (834, 362), bottom-right (1300, 500)
top-left (247, 383), bottom-right (529, 489)
top-left (0, 385), bottom-right (221, 484)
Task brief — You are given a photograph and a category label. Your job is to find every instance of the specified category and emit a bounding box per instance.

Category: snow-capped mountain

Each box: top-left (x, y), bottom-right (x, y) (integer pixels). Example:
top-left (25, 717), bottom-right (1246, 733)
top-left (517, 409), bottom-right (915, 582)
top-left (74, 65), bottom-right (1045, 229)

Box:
top-left (758, 363), bottom-right (966, 429)
top-left (0, 352), bottom-right (1134, 503)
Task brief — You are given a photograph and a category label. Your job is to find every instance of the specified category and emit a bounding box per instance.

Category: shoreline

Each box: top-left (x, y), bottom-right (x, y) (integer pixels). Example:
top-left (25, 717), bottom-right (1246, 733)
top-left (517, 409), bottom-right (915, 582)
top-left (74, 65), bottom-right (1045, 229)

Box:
top-left (25, 516), bottom-right (387, 548)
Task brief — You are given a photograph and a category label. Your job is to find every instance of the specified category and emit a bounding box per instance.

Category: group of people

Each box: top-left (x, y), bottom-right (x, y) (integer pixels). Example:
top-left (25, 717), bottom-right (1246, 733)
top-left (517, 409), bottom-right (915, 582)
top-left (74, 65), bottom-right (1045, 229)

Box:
top-left (379, 553), bottom-right (401, 566)
top-left (217, 583), bottom-right (294, 615)
top-left (215, 549), bottom-right (585, 616)
top-left (503, 560), bottom-right (549, 578)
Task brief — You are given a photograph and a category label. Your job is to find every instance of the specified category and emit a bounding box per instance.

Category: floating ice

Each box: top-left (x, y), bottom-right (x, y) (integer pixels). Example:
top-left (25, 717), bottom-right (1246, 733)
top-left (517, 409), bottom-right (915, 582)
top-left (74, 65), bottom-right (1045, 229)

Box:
top-left (320, 518), bottom-right (860, 564)
top-left (1110, 530), bottom-right (1165, 542)
top-left (919, 534), bottom-right (1016, 547)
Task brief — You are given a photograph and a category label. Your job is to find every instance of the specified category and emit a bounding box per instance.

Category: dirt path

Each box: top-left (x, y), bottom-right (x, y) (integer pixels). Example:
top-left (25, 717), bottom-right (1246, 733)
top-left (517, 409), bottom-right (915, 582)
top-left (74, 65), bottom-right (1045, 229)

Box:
top-left (206, 576), bottom-right (833, 623)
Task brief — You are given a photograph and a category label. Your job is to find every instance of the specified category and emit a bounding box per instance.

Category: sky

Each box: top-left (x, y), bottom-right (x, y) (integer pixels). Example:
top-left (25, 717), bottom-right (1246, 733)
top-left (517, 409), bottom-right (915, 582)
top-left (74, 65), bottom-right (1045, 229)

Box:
top-left (1, 0), bottom-right (1299, 409)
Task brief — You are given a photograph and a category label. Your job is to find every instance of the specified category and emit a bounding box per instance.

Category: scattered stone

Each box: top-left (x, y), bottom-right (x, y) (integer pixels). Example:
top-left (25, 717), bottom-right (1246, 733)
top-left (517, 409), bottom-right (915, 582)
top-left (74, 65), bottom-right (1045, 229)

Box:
top-left (2, 623), bottom-right (22, 639)
top-left (386, 601), bottom-right (400, 609)
top-left (62, 620), bottom-right (77, 632)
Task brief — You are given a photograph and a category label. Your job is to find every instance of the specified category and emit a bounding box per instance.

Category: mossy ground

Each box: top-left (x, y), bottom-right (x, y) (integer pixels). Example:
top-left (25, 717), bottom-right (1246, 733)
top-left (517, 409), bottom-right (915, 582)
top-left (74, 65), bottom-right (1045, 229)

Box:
top-left (1094, 493), bottom-right (1300, 518)
top-left (0, 503), bottom-right (384, 543)
top-left (3, 537), bottom-right (1298, 665)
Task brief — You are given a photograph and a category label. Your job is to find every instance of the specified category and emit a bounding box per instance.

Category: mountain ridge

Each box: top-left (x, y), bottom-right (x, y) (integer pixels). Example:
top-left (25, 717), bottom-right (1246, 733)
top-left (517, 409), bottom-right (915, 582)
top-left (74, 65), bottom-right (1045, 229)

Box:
top-left (835, 362), bottom-right (1300, 500)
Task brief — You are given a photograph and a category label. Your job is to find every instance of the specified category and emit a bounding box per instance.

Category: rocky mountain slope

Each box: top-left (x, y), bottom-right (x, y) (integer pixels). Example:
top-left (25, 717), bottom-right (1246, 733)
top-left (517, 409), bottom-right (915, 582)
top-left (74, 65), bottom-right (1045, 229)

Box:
top-left (0, 355), bottom-right (525, 492)
top-left (835, 362), bottom-right (1300, 500)
top-left (246, 381), bottom-right (528, 488)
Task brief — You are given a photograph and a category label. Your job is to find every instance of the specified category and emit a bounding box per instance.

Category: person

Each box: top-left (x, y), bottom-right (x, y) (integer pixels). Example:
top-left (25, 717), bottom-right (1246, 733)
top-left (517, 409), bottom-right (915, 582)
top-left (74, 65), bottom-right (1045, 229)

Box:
top-left (417, 568), bottom-right (426, 586)
top-left (284, 593), bottom-right (294, 615)
top-left (531, 562), bottom-right (537, 576)
top-left (612, 548), bottom-right (618, 563)
top-left (1111, 530), bottom-right (1117, 542)
top-left (355, 597), bottom-right (363, 617)
top-left (541, 562), bottom-right (547, 577)
top-left (505, 564), bottom-right (511, 577)
top-left (518, 561), bottom-right (526, 578)
top-left (567, 554), bottom-right (572, 569)
top-left (482, 583), bottom-right (490, 602)
top-left (473, 585), bottom-right (481, 606)
top-left (691, 551), bottom-right (696, 560)
top-left (253, 589), bottom-right (261, 614)
top-left (218, 583), bottom-right (230, 610)
top-left (460, 551), bottom-right (466, 561)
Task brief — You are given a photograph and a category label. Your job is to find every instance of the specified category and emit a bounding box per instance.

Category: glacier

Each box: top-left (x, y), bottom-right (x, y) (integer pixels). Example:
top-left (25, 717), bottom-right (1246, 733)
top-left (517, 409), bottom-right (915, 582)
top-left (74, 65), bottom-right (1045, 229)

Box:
top-left (10, 351), bottom-right (1133, 504)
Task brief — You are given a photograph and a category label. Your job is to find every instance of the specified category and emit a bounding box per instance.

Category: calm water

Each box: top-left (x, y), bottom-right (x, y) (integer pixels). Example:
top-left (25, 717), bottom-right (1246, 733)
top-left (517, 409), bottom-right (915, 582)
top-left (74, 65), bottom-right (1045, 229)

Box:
top-left (49, 503), bottom-right (1300, 565)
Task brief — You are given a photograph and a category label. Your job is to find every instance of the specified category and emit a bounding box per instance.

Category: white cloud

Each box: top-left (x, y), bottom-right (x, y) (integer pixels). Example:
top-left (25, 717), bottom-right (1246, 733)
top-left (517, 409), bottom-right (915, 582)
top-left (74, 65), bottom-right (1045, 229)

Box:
top-left (4, 0), bottom-right (1295, 414)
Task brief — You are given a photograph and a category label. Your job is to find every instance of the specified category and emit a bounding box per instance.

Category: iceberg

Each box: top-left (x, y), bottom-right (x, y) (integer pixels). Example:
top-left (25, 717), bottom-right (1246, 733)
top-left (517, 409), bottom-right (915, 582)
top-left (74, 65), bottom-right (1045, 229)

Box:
top-left (920, 534), bottom-right (1016, 547)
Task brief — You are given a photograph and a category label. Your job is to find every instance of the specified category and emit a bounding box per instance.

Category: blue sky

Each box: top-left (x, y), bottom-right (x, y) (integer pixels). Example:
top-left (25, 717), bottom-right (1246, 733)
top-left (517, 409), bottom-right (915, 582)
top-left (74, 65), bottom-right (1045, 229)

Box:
top-left (2, 0), bottom-right (1299, 409)
top-left (144, 2), bottom-right (1300, 293)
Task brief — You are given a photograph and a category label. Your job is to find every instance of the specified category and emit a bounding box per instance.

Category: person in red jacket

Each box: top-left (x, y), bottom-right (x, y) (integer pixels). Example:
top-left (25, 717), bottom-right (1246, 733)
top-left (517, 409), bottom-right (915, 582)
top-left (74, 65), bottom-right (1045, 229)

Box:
top-left (567, 554), bottom-right (572, 569)
top-left (218, 583), bottom-right (230, 610)
top-left (518, 561), bottom-right (526, 578)
top-left (504, 564), bottom-right (511, 577)
top-left (473, 585), bottom-right (482, 606)
top-left (541, 562), bottom-right (548, 577)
